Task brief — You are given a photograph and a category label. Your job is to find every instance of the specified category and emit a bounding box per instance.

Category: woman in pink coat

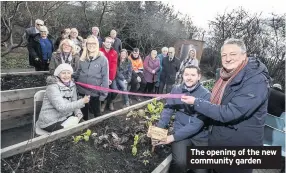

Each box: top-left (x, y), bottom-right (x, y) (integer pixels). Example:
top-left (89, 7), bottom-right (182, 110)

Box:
top-left (143, 50), bottom-right (160, 94)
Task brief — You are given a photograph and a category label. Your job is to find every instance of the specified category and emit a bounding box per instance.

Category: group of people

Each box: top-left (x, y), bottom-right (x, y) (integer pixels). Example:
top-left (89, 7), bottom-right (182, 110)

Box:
top-left (30, 19), bottom-right (199, 131)
top-left (28, 19), bottom-right (284, 173)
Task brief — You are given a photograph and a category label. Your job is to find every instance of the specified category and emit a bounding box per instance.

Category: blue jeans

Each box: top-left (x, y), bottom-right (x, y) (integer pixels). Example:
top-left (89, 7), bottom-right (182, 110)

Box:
top-left (116, 78), bottom-right (129, 104)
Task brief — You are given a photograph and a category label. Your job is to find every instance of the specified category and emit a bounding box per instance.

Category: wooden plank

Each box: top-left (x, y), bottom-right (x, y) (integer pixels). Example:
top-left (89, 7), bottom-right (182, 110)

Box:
top-left (1, 113), bottom-right (33, 132)
top-left (1, 86), bottom-right (46, 102)
top-left (1, 98), bottom-right (155, 159)
top-left (152, 154), bottom-right (172, 173)
top-left (1, 71), bottom-right (49, 77)
top-left (1, 98), bottom-right (34, 112)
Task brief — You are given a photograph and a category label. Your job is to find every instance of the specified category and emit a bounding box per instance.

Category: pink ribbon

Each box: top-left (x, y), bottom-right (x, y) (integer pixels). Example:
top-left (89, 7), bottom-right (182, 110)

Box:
top-left (76, 82), bottom-right (185, 99)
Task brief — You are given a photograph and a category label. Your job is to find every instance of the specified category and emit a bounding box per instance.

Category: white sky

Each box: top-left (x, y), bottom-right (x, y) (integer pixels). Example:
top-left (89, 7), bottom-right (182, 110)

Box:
top-left (162, 0), bottom-right (286, 30)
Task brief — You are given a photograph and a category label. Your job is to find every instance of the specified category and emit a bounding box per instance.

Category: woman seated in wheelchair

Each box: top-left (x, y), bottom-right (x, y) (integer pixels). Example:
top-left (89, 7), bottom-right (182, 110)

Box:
top-left (36, 64), bottom-right (90, 132)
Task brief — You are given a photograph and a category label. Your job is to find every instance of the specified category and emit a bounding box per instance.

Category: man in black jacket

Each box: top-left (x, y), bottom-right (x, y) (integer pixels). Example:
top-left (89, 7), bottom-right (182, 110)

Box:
top-left (159, 47), bottom-right (180, 94)
top-left (268, 83), bottom-right (285, 117)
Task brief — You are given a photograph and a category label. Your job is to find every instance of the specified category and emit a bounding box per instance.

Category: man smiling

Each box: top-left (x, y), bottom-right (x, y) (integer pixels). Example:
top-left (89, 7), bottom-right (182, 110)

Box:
top-left (181, 38), bottom-right (271, 173)
top-left (154, 65), bottom-right (210, 173)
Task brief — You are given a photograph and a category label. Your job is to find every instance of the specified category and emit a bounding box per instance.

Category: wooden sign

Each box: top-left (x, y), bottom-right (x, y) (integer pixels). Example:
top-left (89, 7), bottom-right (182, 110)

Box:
top-left (147, 126), bottom-right (168, 141)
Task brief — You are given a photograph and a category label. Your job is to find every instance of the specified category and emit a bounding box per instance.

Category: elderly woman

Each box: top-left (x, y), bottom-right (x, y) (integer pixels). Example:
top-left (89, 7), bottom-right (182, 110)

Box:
top-left (30, 26), bottom-right (54, 71)
top-left (74, 36), bottom-right (109, 120)
top-left (181, 38), bottom-right (271, 173)
top-left (36, 64), bottom-right (90, 132)
top-left (69, 28), bottom-right (84, 54)
top-left (54, 28), bottom-right (71, 50)
top-left (175, 46), bottom-right (199, 84)
top-left (116, 49), bottom-right (132, 107)
top-left (143, 50), bottom-right (160, 94)
top-left (49, 39), bottom-right (80, 74)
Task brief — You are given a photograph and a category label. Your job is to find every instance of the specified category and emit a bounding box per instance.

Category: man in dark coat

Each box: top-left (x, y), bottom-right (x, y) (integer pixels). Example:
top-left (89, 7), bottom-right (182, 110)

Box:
top-left (181, 38), bottom-right (271, 173)
top-left (159, 47), bottom-right (180, 94)
top-left (25, 19), bottom-right (44, 67)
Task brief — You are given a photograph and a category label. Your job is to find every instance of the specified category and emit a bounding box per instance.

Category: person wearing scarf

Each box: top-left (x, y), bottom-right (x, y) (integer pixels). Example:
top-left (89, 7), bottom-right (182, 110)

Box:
top-left (175, 46), bottom-right (199, 84)
top-left (181, 38), bottom-right (271, 173)
top-left (153, 65), bottom-right (211, 173)
top-left (49, 39), bottom-right (80, 75)
top-left (36, 64), bottom-right (90, 132)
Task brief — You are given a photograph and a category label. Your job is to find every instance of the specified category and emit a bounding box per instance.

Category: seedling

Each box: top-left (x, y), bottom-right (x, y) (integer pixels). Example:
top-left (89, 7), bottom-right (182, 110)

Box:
top-left (72, 129), bottom-right (92, 143)
top-left (142, 160), bottom-right (149, 166)
top-left (131, 134), bottom-right (139, 156)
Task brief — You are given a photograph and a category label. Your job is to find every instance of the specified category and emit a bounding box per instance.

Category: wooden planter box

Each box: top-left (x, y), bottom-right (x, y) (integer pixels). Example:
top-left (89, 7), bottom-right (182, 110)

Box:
top-left (1, 99), bottom-right (173, 172)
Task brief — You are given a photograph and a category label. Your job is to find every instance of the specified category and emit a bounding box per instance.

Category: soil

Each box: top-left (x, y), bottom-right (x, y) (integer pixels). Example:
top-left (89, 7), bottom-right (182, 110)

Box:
top-left (1, 106), bottom-right (172, 173)
top-left (1, 74), bottom-right (49, 91)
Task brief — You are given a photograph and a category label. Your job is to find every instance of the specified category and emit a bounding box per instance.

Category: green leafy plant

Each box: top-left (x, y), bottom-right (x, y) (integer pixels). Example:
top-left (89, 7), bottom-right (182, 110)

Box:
top-left (131, 134), bottom-right (139, 156)
top-left (142, 159), bottom-right (149, 166)
top-left (202, 79), bottom-right (215, 91)
top-left (142, 149), bottom-right (152, 157)
top-left (146, 99), bottom-right (164, 115)
top-left (72, 129), bottom-right (92, 143)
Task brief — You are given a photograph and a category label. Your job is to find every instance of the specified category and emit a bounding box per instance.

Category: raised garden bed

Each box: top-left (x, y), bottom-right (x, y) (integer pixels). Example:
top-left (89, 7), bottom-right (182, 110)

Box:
top-left (1, 72), bottom-right (50, 91)
top-left (1, 99), bottom-right (172, 173)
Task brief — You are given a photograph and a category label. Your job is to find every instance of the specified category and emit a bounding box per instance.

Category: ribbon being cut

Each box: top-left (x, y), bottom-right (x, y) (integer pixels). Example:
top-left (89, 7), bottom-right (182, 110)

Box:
top-left (76, 82), bottom-right (185, 99)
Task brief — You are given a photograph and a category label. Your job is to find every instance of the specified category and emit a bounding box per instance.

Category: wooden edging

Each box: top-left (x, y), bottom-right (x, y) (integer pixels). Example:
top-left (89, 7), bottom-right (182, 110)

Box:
top-left (152, 154), bottom-right (172, 173)
top-left (1, 86), bottom-right (47, 102)
top-left (1, 71), bottom-right (49, 77)
top-left (1, 98), bottom-right (155, 159)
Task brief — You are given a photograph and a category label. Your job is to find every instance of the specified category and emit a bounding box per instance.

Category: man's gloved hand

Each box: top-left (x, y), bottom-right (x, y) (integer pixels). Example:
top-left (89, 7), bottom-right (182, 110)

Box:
top-left (137, 76), bottom-right (141, 82)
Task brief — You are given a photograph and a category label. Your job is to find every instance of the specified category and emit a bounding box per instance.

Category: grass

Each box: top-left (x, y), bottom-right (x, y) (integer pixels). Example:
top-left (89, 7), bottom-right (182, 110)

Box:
top-left (1, 47), bottom-right (32, 69)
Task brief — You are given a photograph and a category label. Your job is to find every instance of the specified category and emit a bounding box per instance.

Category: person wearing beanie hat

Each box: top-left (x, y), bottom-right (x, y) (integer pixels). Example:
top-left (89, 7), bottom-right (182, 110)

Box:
top-left (36, 64), bottom-right (90, 132)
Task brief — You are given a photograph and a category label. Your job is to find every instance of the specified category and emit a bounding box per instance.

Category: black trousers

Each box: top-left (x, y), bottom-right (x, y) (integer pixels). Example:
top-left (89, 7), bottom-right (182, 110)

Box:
top-left (43, 120), bottom-right (65, 132)
top-left (159, 80), bottom-right (173, 94)
top-left (34, 60), bottom-right (49, 71)
top-left (79, 94), bottom-right (101, 120)
top-left (145, 82), bottom-right (155, 93)
top-left (169, 138), bottom-right (209, 173)
top-left (130, 71), bottom-right (146, 93)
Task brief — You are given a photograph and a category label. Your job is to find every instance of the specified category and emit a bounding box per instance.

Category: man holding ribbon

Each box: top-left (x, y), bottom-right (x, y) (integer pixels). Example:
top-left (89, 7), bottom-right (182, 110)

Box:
top-left (154, 65), bottom-right (211, 173)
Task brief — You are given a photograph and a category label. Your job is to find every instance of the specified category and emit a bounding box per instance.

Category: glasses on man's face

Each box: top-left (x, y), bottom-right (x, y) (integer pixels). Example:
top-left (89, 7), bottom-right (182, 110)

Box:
top-left (37, 24), bottom-right (43, 26)
top-left (168, 52), bottom-right (173, 54)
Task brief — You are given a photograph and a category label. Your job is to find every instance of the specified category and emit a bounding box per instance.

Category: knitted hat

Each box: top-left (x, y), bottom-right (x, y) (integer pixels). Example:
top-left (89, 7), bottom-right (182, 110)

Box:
top-left (54, 64), bottom-right (74, 76)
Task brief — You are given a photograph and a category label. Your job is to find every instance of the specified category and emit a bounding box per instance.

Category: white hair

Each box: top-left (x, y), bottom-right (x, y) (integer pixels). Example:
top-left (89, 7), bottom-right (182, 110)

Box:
top-left (222, 38), bottom-right (247, 53)
top-left (35, 19), bottom-right (44, 25)
top-left (39, 26), bottom-right (49, 35)
top-left (161, 47), bottom-right (168, 52)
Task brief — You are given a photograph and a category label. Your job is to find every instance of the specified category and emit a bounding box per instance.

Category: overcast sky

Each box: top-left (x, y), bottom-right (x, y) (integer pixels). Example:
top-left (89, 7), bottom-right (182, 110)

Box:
top-left (162, 0), bottom-right (286, 30)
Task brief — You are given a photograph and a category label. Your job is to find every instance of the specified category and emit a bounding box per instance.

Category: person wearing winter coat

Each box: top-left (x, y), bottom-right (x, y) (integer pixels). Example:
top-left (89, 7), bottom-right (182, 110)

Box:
top-left (154, 65), bottom-right (211, 173)
top-left (176, 46), bottom-right (199, 84)
top-left (49, 39), bottom-right (80, 74)
top-left (74, 36), bottom-right (109, 120)
top-left (99, 37), bottom-right (119, 112)
top-left (154, 47), bottom-right (168, 93)
top-left (143, 50), bottom-right (160, 94)
top-left (110, 29), bottom-right (122, 54)
top-left (36, 64), bottom-right (90, 132)
top-left (181, 38), bottom-right (271, 173)
top-left (128, 48), bottom-right (146, 101)
top-left (159, 47), bottom-right (180, 94)
top-left (25, 19), bottom-right (44, 67)
top-left (115, 49), bottom-right (132, 107)
top-left (54, 28), bottom-right (71, 51)
top-left (29, 26), bottom-right (54, 71)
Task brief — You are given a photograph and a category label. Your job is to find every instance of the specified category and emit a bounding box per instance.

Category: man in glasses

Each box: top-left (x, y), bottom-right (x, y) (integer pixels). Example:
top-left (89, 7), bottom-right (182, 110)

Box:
top-left (25, 19), bottom-right (44, 67)
top-left (159, 47), bottom-right (180, 94)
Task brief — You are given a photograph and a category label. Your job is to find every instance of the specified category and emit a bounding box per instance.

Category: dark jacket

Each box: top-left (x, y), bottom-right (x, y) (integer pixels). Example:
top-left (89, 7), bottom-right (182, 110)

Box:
top-left (267, 87), bottom-right (285, 117)
top-left (112, 37), bottom-right (122, 54)
top-left (73, 55), bottom-right (109, 101)
top-left (116, 58), bottom-right (132, 83)
top-left (29, 33), bottom-right (55, 63)
top-left (157, 83), bottom-right (211, 142)
top-left (49, 52), bottom-right (80, 75)
top-left (193, 57), bottom-right (271, 146)
top-left (160, 56), bottom-right (180, 84)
